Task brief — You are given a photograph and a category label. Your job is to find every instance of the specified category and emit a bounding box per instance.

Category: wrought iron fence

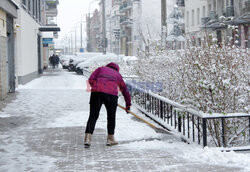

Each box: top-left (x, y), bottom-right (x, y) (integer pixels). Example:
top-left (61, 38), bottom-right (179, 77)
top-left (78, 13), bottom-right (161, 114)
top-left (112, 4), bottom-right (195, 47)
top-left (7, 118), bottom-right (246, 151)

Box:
top-left (127, 83), bottom-right (250, 147)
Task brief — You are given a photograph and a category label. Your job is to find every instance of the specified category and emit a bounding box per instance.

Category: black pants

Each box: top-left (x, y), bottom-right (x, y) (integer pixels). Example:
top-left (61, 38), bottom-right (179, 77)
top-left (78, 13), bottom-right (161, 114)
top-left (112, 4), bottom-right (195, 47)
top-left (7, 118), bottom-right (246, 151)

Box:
top-left (85, 92), bottom-right (118, 135)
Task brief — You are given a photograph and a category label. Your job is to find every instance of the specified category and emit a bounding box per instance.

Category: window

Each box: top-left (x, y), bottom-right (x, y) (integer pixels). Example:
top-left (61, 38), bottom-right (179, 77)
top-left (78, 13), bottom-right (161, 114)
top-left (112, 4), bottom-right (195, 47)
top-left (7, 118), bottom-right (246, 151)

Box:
top-left (33, 0), bottom-right (36, 16)
top-left (28, 0), bottom-right (31, 12)
top-left (202, 6), bottom-right (206, 18)
top-left (197, 8), bottom-right (200, 25)
top-left (38, 0), bottom-right (41, 22)
top-left (22, 0), bottom-right (26, 5)
top-left (213, 0), bottom-right (216, 11)
top-left (186, 11), bottom-right (189, 27)
top-left (36, 0), bottom-right (38, 19)
top-left (209, 4), bottom-right (212, 14)
top-left (192, 10), bottom-right (194, 26)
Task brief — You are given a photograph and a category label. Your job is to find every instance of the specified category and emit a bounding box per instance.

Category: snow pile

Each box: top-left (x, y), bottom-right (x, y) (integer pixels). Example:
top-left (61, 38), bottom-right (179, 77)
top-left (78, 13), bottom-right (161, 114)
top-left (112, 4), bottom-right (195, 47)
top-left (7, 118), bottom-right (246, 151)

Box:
top-left (120, 140), bottom-right (250, 171)
top-left (183, 146), bottom-right (250, 171)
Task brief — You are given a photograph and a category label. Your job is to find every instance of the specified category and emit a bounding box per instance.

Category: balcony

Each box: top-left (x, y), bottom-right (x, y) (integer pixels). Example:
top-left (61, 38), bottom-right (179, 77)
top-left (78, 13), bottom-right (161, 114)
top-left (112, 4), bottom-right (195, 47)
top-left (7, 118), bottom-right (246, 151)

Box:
top-left (209, 11), bottom-right (218, 20)
top-left (245, 0), bottom-right (250, 13)
top-left (120, 29), bottom-right (127, 38)
top-left (46, 0), bottom-right (59, 5)
top-left (177, 0), bottom-right (185, 7)
top-left (120, 17), bottom-right (133, 26)
top-left (46, 16), bottom-right (57, 26)
top-left (93, 25), bottom-right (100, 29)
top-left (113, 0), bottom-right (122, 6)
top-left (119, 1), bottom-right (133, 12)
top-left (226, 6), bottom-right (234, 17)
top-left (201, 17), bottom-right (210, 25)
top-left (46, 0), bottom-right (59, 9)
top-left (46, 0), bottom-right (59, 17)
top-left (46, 8), bottom-right (58, 17)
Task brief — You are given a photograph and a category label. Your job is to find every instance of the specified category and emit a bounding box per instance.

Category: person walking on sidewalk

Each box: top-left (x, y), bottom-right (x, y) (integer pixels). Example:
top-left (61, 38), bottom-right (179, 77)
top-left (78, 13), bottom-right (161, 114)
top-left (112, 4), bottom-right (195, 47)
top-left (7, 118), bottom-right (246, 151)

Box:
top-left (84, 62), bottom-right (131, 147)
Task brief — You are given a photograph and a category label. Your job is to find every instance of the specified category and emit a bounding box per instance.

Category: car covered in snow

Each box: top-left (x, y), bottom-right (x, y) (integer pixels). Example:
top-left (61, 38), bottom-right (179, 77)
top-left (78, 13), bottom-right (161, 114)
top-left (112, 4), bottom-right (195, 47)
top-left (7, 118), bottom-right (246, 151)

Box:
top-left (75, 53), bottom-right (119, 75)
top-left (68, 53), bottom-right (102, 72)
top-left (60, 55), bottom-right (74, 69)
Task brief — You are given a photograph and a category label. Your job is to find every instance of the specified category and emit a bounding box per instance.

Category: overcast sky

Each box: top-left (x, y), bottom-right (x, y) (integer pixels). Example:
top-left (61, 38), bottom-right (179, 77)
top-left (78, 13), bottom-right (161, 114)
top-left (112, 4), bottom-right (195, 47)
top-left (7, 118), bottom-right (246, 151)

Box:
top-left (56, 0), bottom-right (99, 47)
top-left (55, 0), bottom-right (175, 48)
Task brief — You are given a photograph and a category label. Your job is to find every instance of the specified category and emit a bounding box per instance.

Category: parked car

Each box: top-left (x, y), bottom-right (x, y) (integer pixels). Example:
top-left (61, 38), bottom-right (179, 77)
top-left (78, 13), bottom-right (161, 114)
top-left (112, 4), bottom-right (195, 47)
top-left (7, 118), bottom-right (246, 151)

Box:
top-left (59, 55), bottom-right (73, 69)
top-left (76, 53), bottom-right (118, 75)
top-left (68, 53), bottom-right (102, 73)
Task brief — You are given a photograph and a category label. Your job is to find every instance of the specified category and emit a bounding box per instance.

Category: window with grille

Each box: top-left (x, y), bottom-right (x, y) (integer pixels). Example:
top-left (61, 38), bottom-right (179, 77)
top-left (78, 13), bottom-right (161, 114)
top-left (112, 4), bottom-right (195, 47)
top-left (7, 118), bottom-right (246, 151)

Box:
top-left (28, 0), bottom-right (31, 12)
top-left (197, 8), bottom-right (200, 25)
top-left (22, 0), bottom-right (26, 6)
top-left (192, 10), bottom-right (194, 26)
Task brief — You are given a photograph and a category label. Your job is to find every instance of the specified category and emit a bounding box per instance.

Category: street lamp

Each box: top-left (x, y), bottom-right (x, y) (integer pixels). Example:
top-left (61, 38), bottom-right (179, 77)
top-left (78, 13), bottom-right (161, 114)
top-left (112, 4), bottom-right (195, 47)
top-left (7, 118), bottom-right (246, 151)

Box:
top-left (74, 19), bottom-right (87, 53)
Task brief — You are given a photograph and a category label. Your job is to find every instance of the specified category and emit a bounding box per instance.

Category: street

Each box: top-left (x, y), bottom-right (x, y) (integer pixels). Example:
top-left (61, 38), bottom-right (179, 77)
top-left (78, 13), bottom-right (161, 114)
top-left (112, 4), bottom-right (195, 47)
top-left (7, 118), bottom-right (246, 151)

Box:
top-left (0, 68), bottom-right (247, 172)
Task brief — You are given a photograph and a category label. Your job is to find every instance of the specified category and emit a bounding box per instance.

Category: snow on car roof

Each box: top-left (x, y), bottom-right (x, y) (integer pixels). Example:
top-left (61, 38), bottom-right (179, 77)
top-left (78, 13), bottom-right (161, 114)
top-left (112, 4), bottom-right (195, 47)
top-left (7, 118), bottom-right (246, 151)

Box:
top-left (76, 53), bottom-right (118, 69)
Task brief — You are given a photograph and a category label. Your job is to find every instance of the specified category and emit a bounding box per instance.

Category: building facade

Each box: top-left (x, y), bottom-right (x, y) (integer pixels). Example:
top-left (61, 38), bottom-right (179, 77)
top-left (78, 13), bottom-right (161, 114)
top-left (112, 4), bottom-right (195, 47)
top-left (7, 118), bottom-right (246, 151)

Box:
top-left (16, 0), bottom-right (43, 85)
top-left (41, 0), bottom-right (59, 69)
top-left (185, 0), bottom-right (250, 48)
top-left (184, 0), bottom-right (207, 46)
top-left (86, 0), bottom-right (249, 55)
top-left (87, 9), bottom-right (102, 52)
top-left (0, 0), bottom-right (18, 100)
top-left (0, 0), bottom-right (59, 100)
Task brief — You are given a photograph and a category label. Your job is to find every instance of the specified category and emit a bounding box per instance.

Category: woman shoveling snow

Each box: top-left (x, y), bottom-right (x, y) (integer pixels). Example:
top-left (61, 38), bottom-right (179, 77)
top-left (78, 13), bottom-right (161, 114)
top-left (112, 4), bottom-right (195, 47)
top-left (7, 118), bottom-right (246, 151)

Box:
top-left (84, 62), bottom-right (131, 147)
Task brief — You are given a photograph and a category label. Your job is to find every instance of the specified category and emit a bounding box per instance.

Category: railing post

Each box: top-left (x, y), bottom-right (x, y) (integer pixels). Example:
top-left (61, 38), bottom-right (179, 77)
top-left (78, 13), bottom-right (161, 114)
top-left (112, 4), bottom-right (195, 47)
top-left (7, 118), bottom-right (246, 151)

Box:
top-left (249, 117), bottom-right (250, 143)
top-left (221, 118), bottom-right (225, 147)
top-left (198, 117), bottom-right (200, 144)
top-left (187, 113), bottom-right (190, 138)
top-left (160, 101), bottom-right (163, 119)
top-left (202, 118), bottom-right (207, 147)
top-left (192, 115), bottom-right (195, 142)
top-left (178, 112), bottom-right (181, 132)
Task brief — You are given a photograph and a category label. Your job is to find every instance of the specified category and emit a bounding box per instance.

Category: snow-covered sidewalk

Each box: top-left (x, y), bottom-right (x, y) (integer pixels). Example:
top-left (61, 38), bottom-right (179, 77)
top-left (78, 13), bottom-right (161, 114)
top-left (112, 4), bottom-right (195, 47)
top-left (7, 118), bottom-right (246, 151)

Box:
top-left (0, 68), bottom-right (249, 171)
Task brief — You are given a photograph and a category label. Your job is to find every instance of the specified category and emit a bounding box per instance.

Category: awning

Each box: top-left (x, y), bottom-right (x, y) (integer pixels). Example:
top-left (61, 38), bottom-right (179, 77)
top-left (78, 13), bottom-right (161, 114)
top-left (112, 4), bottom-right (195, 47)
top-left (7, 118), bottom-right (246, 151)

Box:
top-left (39, 26), bottom-right (61, 32)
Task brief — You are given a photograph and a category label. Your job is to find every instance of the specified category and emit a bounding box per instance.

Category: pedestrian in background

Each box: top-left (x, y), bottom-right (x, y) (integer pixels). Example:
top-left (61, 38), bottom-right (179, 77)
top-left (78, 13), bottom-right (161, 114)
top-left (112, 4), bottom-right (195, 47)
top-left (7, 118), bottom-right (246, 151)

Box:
top-left (55, 54), bottom-right (59, 68)
top-left (84, 62), bottom-right (131, 147)
top-left (49, 54), bottom-right (56, 69)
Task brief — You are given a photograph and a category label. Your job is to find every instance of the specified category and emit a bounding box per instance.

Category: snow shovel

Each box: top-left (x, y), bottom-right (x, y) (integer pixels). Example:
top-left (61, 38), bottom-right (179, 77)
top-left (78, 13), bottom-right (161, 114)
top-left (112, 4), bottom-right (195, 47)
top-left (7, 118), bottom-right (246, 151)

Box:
top-left (117, 104), bottom-right (170, 134)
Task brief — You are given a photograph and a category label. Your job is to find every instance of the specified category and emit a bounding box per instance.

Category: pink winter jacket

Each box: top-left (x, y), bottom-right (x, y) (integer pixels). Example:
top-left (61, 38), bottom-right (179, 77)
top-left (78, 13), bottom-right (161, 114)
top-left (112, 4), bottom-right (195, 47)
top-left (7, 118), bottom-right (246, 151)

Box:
top-left (88, 62), bottom-right (131, 107)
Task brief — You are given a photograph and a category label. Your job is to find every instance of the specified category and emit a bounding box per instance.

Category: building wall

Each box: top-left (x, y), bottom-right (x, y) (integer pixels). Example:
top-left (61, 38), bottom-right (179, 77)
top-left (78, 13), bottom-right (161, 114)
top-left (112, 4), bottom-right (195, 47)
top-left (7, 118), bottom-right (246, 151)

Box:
top-left (185, 0), bottom-right (208, 45)
top-left (0, 9), bottom-right (8, 100)
top-left (185, 0), bottom-right (207, 33)
top-left (16, 3), bottom-right (41, 84)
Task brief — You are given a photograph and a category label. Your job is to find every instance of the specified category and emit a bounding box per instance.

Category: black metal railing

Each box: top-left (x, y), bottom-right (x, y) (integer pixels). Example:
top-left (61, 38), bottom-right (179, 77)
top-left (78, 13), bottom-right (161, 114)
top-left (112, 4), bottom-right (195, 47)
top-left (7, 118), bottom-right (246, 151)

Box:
top-left (127, 83), bottom-right (250, 147)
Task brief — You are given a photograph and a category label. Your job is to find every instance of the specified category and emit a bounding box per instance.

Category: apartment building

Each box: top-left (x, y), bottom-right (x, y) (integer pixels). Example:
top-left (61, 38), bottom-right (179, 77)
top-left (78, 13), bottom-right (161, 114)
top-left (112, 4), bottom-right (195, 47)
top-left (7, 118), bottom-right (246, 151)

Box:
top-left (88, 0), bottom-right (163, 56)
top-left (106, 0), bottom-right (121, 54)
top-left (185, 0), bottom-right (250, 48)
top-left (87, 9), bottom-right (102, 52)
top-left (185, 0), bottom-right (208, 46)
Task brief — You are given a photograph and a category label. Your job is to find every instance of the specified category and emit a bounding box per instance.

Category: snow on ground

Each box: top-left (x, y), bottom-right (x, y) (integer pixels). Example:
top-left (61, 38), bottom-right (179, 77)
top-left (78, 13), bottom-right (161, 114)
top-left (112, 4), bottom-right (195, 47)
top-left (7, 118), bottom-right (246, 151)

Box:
top-left (119, 139), bottom-right (250, 171)
top-left (1, 68), bottom-right (250, 171)
top-left (17, 70), bottom-right (85, 90)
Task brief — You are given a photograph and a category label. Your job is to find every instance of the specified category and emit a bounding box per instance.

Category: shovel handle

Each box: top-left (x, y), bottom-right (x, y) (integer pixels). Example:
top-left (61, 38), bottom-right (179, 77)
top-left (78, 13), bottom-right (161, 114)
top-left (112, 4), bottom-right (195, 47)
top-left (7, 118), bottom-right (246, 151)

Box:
top-left (118, 104), bottom-right (159, 130)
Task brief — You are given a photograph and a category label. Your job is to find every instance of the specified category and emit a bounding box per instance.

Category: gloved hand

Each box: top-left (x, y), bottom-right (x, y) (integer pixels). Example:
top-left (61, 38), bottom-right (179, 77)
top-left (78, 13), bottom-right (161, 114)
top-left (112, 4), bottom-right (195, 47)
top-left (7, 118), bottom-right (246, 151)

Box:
top-left (125, 106), bottom-right (130, 114)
